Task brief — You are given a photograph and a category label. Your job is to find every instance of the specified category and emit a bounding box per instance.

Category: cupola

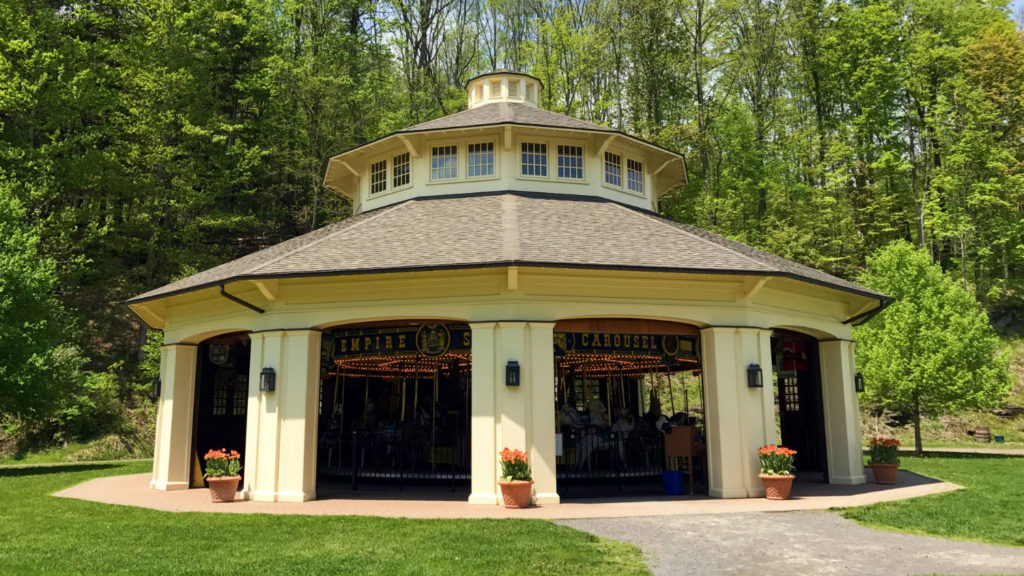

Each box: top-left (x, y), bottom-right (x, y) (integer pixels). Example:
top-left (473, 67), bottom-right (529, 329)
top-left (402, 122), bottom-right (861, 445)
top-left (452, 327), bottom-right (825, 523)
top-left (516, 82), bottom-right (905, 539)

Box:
top-left (466, 71), bottom-right (543, 109)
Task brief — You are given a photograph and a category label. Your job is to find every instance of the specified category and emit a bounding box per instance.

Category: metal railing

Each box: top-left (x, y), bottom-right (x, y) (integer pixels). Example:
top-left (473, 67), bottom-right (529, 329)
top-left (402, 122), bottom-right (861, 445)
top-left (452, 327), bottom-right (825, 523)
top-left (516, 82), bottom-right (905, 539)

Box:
top-left (556, 426), bottom-right (665, 495)
top-left (318, 430), bottom-right (469, 491)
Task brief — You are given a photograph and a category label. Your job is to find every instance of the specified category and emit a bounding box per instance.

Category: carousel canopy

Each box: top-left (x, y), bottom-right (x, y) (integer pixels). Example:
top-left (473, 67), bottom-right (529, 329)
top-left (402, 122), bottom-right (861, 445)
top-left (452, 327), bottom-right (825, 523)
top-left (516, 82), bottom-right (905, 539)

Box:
top-left (127, 191), bottom-right (887, 307)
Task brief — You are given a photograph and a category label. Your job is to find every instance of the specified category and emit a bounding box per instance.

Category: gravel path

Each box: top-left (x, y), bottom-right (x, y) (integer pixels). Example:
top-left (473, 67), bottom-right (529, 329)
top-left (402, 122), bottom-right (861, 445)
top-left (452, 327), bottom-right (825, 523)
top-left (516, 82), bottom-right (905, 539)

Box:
top-left (560, 511), bottom-right (1024, 576)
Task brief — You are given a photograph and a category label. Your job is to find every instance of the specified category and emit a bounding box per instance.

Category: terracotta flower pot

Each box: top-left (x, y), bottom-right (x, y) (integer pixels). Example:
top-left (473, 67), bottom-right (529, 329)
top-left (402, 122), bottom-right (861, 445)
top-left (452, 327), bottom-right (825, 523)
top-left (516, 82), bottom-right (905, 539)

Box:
top-left (206, 476), bottom-right (240, 502)
top-left (759, 474), bottom-right (795, 500)
top-left (870, 462), bottom-right (899, 484)
top-left (498, 480), bottom-right (534, 508)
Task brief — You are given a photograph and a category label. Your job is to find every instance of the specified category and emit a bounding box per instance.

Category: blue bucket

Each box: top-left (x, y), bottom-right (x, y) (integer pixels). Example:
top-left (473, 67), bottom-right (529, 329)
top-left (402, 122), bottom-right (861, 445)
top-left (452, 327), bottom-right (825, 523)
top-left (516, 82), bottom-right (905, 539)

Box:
top-left (662, 470), bottom-right (685, 495)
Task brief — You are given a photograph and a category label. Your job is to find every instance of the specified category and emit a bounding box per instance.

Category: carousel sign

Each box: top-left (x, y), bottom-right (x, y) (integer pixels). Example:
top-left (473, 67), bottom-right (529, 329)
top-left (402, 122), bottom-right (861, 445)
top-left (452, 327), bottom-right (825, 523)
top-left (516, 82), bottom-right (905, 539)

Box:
top-left (554, 332), bottom-right (699, 359)
top-left (331, 325), bottom-right (472, 359)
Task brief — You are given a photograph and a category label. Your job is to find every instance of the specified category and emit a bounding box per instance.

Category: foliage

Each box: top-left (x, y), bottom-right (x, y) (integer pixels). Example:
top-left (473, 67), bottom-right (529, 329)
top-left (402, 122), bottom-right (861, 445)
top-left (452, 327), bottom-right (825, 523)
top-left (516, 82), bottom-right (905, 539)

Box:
top-left (499, 447), bottom-right (531, 481)
top-left (0, 462), bottom-right (648, 575)
top-left (867, 437), bottom-right (900, 464)
top-left (203, 448), bottom-right (242, 478)
top-left (842, 453), bottom-right (1024, 547)
top-left (854, 241), bottom-right (1012, 452)
top-left (3, 0), bottom-right (1024, 454)
top-left (757, 445), bottom-right (796, 475)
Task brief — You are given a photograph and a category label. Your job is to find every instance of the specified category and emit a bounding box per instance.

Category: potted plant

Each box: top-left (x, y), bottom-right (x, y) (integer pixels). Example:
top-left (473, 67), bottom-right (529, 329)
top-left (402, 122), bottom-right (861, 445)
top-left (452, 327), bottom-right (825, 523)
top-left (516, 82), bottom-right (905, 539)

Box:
top-left (204, 448), bottom-right (242, 502)
top-left (758, 445), bottom-right (797, 500)
top-left (497, 447), bottom-right (533, 508)
top-left (867, 437), bottom-right (900, 484)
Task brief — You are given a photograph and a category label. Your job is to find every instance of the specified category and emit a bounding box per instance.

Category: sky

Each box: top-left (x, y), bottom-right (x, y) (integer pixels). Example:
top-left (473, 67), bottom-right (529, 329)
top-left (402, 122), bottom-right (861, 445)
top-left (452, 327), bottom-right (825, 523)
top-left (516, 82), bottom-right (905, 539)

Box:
top-left (1011, 0), bottom-right (1024, 23)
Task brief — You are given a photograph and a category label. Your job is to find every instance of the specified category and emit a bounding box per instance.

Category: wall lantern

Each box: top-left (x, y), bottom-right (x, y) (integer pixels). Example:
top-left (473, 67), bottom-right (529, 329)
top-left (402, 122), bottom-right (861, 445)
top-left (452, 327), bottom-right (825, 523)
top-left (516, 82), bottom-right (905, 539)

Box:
top-left (260, 367), bottom-right (276, 392)
top-left (855, 372), bottom-right (865, 393)
top-left (150, 374), bottom-right (161, 400)
top-left (506, 361), bottom-right (520, 387)
top-left (746, 363), bottom-right (763, 388)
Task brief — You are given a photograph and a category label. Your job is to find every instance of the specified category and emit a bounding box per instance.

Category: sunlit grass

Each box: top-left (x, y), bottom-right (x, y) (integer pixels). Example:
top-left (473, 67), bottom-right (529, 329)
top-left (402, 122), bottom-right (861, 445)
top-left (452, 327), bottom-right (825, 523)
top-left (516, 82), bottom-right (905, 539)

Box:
top-left (0, 462), bottom-right (648, 576)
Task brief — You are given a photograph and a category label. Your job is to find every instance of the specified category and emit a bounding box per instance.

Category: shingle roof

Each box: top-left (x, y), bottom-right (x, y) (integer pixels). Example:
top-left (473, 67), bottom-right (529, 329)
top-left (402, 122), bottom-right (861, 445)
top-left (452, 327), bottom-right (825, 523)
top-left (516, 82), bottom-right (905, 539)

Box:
top-left (396, 102), bottom-right (617, 135)
top-left (127, 192), bottom-right (886, 305)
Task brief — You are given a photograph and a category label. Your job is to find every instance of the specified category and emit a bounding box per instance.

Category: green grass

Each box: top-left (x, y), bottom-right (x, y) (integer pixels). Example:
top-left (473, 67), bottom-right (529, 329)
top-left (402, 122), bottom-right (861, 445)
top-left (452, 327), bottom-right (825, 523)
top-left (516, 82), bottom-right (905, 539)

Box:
top-left (841, 453), bottom-right (1024, 547)
top-left (0, 462), bottom-right (647, 575)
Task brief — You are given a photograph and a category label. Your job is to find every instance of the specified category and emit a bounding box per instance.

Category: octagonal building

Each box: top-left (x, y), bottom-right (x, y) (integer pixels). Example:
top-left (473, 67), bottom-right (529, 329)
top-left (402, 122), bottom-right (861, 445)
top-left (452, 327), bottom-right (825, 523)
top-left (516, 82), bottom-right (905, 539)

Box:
top-left (129, 72), bottom-right (887, 504)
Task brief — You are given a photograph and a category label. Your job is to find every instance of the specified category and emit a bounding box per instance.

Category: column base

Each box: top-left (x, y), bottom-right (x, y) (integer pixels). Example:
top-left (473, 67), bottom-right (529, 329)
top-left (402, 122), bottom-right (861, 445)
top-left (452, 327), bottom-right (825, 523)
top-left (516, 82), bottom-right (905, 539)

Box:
top-left (534, 492), bottom-right (560, 505)
top-left (829, 474), bottom-right (867, 485)
top-left (709, 487), bottom-right (750, 499)
top-left (150, 480), bottom-right (190, 491)
top-left (468, 493), bottom-right (499, 505)
top-left (250, 489), bottom-right (315, 502)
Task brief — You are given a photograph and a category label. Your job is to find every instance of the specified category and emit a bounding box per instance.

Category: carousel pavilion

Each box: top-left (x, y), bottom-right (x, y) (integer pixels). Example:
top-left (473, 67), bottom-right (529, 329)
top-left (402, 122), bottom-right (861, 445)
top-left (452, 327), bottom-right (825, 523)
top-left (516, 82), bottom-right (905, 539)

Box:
top-left (128, 71), bottom-right (888, 504)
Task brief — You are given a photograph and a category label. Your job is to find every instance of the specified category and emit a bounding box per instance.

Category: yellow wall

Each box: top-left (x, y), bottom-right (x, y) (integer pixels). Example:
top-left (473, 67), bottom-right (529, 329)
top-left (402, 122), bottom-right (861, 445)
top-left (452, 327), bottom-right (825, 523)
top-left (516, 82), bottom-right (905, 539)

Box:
top-left (142, 266), bottom-right (869, 502)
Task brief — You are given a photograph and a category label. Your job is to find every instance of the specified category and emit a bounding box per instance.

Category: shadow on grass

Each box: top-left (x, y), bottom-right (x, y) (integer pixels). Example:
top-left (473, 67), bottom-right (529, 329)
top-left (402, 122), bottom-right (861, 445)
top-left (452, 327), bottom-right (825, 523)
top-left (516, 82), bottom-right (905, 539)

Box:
top-left (0, 463), bottom-right (123, 477)
top-left (912, 451), bottom-right (1024, 460)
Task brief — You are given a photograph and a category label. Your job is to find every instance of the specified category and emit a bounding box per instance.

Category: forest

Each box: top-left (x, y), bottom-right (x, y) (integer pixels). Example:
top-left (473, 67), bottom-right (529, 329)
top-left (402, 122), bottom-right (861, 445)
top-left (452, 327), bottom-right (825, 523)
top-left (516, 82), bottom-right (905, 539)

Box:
top-left (1, 0), bottom-right (1022, 456)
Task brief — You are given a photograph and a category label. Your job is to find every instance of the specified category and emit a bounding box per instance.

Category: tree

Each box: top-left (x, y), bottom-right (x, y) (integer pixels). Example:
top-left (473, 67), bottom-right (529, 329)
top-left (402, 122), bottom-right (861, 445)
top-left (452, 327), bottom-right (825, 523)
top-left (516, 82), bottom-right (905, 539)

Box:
top-left (0, 183), bottom-right (84, 423)
top-left (854, 241), bottom-right (1011, 453)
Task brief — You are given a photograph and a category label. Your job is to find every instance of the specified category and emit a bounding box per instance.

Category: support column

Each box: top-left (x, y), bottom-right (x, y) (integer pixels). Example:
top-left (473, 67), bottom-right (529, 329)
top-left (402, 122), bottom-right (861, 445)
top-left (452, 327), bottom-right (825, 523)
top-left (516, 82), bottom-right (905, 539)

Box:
top-left (469, 322), bottom-right (498, 504)
top-left (151, 344), bottom-right (198, 491)
top-left (700, 327), bottom-right (774, 498)
top-left (527, 322), bottom-right (558, 505)
top-left (468, 321), bottom-right (558, 505)
top-left (248, 330), bottom-right (321, 502)
top-left (242, 334), bottom-right (264, 497)
top-left (819, 340), bottom-right (866, 485)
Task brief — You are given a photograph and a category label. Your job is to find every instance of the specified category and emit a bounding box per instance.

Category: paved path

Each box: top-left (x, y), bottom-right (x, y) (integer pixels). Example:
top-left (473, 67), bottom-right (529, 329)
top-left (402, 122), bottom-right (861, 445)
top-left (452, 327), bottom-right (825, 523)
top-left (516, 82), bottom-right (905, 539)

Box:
top-left (561, 511), bottom-right (1024, 576)
top-left (54, 470), bottom-right (959, 519)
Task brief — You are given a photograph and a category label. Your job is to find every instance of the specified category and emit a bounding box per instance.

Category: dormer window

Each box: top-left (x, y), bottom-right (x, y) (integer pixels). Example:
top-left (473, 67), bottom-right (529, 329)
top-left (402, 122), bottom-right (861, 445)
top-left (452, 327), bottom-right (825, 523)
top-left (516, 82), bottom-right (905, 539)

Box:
top-left (508, 80), bottom-right (519, 99)
top-left (604, 152), bottom-right (622, 187)
top-left (431, 145), bottom-right (458, 180)
top-left (521, 142), bottom-right (548, 177)
top-left (490, 80), bottom-right (502, 99)
top-left (557, 145), bottom-right (583, 180)
top-left (370, 159), bottom-right (387, 194)
top-left (393, 152), bottom-right (410, 188)
top-left (627, 159), bottom-right (644, 194)
top-left (468, 142), bottom-right (495, 177)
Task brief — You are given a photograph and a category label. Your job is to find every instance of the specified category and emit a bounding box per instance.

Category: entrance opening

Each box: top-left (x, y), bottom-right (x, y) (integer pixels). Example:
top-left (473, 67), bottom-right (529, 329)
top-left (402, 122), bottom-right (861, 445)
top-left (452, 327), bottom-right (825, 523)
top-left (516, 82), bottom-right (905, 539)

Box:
top-left (316, 322), bottom-right (471, 495)
top-left (771, 330), bottom-right (828, 482)
top-left (192, 333), bottom-right (250, 486)
top-left (554, 319), bottom-right (706, 498)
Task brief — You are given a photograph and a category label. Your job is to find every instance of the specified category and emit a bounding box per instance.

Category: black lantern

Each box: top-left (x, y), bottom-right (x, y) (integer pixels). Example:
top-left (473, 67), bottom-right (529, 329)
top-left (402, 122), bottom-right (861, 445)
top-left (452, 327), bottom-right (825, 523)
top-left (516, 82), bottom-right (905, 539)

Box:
top-left (150, 374), bottom-right (161, 400)
top-left (746, 363), bottom-right (763, 388)
top-left (506, 360), bottom-right (520, 387)
top-left (260, 367), bottom-right (276, 392)
top-left (855, 372), bottom-right (865, 393)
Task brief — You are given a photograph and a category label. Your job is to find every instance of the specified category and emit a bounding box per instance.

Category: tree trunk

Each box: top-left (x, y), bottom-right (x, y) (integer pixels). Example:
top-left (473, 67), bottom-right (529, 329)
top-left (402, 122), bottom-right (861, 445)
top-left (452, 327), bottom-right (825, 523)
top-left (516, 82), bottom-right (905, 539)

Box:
top-left (912, 400), bottom-right (923, 455)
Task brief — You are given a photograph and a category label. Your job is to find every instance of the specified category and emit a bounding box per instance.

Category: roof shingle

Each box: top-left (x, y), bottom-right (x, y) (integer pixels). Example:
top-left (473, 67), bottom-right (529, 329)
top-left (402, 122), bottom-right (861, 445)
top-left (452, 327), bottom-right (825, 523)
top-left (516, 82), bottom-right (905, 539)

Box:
top-left (128, 193), bottom-right (884, 303)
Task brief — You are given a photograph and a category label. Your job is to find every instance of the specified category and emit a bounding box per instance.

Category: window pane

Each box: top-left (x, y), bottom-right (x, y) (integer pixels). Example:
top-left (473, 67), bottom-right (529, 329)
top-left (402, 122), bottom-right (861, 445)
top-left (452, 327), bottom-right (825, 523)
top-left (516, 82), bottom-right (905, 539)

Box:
top-left (392, 153), bottom-right (410, 188)
top-left (604, 152), bottom-right (622, 187)
top-left (431, 146), bottom-right (458, 179)
top-left (468, 142), bottom-right (495, 177)
top-left (521, 142), bottom-right (547, 177)
top-left (627, 159), bottom-right (643, 194)
top-left (557, 145), bottom-right (584, 179)
top-left (371, 159), bottom-right (387, 194)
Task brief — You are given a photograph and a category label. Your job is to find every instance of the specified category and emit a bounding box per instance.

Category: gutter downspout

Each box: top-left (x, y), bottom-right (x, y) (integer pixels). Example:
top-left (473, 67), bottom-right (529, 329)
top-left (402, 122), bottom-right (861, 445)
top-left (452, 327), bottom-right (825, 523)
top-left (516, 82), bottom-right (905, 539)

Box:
top-left (219, 284), bottom-right (265, 314)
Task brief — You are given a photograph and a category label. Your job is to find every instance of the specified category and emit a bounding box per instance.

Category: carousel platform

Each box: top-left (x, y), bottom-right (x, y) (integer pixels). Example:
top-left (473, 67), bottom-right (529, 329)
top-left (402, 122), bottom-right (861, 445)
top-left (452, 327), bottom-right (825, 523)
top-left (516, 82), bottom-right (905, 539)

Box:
top-left (55, 471), bottom-right (958, 519)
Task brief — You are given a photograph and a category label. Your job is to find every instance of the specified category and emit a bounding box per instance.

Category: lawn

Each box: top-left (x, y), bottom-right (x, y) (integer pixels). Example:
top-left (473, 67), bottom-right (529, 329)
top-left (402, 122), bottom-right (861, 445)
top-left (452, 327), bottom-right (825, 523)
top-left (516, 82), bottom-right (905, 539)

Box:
top-left (841, 453), bottom-right (1024, 547)
top-left (0, 462), bottom-right (648, 576)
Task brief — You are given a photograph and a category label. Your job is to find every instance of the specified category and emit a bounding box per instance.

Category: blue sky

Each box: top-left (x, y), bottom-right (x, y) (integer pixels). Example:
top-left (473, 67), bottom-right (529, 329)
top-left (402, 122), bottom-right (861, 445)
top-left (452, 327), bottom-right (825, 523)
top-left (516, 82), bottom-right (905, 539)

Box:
top-left (1011, 0), bottom-right (1024, 20)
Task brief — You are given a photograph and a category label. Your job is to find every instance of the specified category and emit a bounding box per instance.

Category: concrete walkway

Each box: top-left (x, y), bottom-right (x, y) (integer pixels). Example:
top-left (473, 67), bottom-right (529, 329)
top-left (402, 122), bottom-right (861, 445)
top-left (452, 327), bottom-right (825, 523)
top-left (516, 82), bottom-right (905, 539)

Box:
top-left (55, 470), bottom-right (958, 519)
top-left (561, 511), bottom-right (1024, 576)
